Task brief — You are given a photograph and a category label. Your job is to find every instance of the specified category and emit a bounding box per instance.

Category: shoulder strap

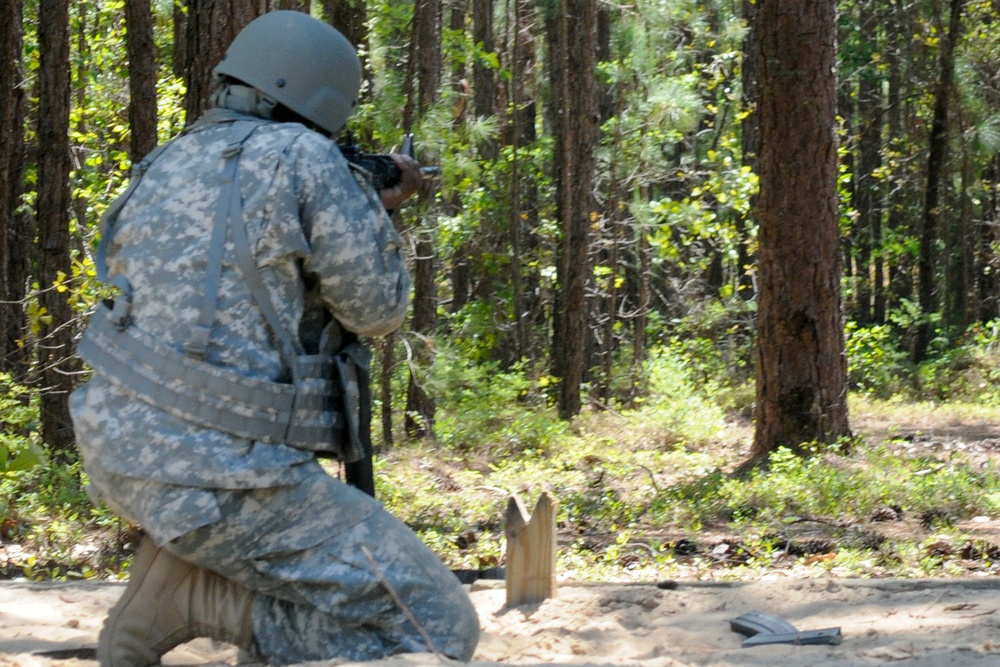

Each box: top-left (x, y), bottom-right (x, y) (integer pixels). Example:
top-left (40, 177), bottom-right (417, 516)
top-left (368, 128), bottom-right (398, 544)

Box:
top-left (94, 142), bottom-right (177, 328)
top-left (188, 119), bottom-right (306, 374)
top-left (186, 120), bottom-right (262, 359)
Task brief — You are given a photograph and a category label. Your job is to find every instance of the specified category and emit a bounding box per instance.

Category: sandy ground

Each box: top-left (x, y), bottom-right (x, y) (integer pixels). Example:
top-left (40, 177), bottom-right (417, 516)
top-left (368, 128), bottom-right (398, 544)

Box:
top-left (3, 575), bottom-right (1000, 666)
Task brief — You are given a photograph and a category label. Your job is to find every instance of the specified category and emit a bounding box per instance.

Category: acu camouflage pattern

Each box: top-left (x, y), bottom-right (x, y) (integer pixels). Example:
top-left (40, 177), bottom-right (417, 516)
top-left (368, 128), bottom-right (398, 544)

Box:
top-left (70, 110), bottom-right (480, 662)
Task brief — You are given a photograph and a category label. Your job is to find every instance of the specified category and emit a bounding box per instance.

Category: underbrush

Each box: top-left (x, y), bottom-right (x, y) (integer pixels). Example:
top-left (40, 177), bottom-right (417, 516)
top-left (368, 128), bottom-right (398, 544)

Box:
top-left (378, 409), bottom-right (1000, 583)
top-left (4, 329), bottom-right (1000, 583)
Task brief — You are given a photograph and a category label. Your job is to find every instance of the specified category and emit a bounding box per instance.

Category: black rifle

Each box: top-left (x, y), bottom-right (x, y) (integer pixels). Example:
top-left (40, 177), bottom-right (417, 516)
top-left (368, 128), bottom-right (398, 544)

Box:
top-left (336, 134), bottom-right (425, 498)
top-left (339, 134), bottom-right (440, 194)
top-left (338, 133), bottom-right (413, 191)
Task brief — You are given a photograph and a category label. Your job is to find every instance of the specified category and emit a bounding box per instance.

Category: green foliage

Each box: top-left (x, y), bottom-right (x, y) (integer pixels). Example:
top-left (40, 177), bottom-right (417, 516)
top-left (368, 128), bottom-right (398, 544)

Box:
top-left (637, 439), bottom-right (1000, 579)
top-left (845, 322), bottom-right (912, 399)
top-left (379, 358), bottom-right (1000, 582)
top-left (631, 345), bottom-right (729, 446)
top-left (0, 457), bottom-right (124, 580)
top-left (429, 342), bottom-right (568, 457)
top-left (912, 320), bottom-right (1000, 406)
top-left (0, 375), bottom-right (46, 473)
top-left (718, 443), bottom-right (1000, 531)
top-left (655, 296), bottom-right (756, 412)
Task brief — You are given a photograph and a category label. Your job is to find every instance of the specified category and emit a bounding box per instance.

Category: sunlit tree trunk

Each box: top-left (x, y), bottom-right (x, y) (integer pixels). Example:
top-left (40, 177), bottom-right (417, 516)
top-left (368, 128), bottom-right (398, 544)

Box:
top-left (548, 0), bottom-right (598, 420)
top-left (737, 0), bottom-right (759, 301)
top-left (404, 0), bottom-right (441, 439)
top-left (750, 0), bottom-right (850, 463)
top-left (0, 0), bottom-right (29, 379)
top-left (37, 0), bottom-right (76, 455)
top-left (124, 0), bottom-right (158, 161)
top-left (181, 1), bottom-right (270, 125)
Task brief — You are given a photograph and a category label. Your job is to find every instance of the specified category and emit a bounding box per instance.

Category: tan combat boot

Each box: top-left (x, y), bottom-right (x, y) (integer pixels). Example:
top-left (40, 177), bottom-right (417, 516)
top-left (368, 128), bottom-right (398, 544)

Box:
top-left (98, 535), bottom-right (257, 666)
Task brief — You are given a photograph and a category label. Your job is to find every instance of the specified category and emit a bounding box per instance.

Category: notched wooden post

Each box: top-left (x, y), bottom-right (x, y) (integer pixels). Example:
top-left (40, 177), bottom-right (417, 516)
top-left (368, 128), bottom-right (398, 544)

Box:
top-left (505, 490), bottom-right (558, 606)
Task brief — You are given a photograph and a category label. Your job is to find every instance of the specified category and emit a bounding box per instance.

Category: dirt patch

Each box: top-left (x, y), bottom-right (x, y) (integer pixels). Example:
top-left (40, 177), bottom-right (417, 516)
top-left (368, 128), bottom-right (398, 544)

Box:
top-left (4, 576), bottom-right (1000, 666)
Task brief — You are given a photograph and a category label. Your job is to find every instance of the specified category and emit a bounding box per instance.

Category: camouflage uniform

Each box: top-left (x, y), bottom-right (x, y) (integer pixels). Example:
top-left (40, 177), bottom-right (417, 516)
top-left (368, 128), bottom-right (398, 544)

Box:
top-left (71, 109), bottom-right (480, 663)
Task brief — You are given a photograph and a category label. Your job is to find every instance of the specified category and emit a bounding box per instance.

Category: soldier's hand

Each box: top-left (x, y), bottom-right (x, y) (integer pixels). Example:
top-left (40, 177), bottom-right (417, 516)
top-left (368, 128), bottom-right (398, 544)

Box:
top-left (378, 154), bottom-right (422, 211)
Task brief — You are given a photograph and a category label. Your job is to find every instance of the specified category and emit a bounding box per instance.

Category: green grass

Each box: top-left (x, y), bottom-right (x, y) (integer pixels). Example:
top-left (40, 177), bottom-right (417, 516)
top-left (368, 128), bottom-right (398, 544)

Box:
top-left (6, 337), bottom-right (1000, 582)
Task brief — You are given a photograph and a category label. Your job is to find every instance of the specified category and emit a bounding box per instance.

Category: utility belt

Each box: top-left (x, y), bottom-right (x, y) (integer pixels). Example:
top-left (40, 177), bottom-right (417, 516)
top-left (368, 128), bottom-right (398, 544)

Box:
top-left (78, 301), bottom-right (370, 462)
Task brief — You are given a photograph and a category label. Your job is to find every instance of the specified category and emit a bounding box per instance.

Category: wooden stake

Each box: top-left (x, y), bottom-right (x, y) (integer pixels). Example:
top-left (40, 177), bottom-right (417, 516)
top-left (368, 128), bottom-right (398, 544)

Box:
top-left (505, 491), bottom-right (558, 606)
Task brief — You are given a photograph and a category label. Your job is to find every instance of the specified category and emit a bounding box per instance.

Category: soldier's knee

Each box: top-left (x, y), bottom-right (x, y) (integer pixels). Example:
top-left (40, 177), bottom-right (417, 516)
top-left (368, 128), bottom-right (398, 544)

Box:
top-left (437, 588), bottom-right (480, 662)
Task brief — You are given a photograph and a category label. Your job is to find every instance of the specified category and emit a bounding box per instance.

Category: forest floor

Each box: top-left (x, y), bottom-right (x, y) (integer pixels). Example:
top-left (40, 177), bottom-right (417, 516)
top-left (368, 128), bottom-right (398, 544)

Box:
top-left (4, 406), bottom-right (1000, 666)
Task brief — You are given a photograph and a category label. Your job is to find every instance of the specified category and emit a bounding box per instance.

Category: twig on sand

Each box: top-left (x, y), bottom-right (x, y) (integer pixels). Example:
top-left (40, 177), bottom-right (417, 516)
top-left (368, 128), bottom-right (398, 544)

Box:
top-left (360, 545), bottom-right (446, 661)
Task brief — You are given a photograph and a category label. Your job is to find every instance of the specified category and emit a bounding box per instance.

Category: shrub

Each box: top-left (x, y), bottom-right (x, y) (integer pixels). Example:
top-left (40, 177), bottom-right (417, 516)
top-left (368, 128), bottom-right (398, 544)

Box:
top-left (0, 374), bottom-right (46, 473)
top-left (429, 345), bottom-right (569, 457)
top-left (845, 323), bottom-right (912, 399)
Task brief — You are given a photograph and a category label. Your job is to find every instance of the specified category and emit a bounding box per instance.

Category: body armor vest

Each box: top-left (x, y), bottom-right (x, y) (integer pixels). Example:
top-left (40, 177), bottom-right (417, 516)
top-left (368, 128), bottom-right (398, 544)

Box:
top-left (78, 116), bottom-right (368, 462)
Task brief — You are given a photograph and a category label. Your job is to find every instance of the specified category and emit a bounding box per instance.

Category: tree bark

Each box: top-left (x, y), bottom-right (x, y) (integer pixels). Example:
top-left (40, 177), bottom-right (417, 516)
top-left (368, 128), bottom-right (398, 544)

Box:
top-left (172, 0), bottom-right (187, 79)
top-left (0, 0), bottom-right (31, 380)
top-left (182, 1), bottom-right (269, 126)
top-left (124, 0), bottom-right (159, 161)
top-left (548, 0), bottom-right (599, 420)
top-left (885, 0), bottom-right (913, 315)
top-left (37, 0), bottom-right (76, 455)
top-left (404, 0), bottom-right (442, 439)
top-left (854, 0), bottom-right (883, 325)
top-left (473, 0), bottom-right (498, 160)
top-left (0, 0), bottom-right (29, 378)
top-left (750, 0), bottom-right (850, 462)
top-left (979, 156), bottom-right (1000, 322)
top-left (509, 0), bottom-right (540, 362)
top-left (914, 0), bottom-right (963, 362)
top-left (448, 1), bottom-right (471, 316)
top-left (321, 0), bottom-right (368, 53)
top-left (737, 0), bottom-right (760, 301)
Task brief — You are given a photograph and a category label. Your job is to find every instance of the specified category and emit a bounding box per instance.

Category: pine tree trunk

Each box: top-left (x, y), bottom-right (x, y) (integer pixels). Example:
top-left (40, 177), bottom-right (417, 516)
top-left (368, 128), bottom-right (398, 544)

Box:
top-left (548, 0), bottom-right (598, 420)
top-left (124, 0), bottom-right (158, 161)
top-left (182, 1), bottom-right (270, 125)
top-left (914, 0), bottom-right (964, 362)
top-left (737, 0), bottom-right (759, 301)
top-left (511, 0), bottom-right (540, 362)
top-left (855, 0), bottom-right (882, 325)
top-left (750, 0), bottom-right (850, 462)
top-left (885, 0), bottom-right (913, 315)
top-left (404, 0), bottom-right (441, 439)
top-left (473, 0), bottom-right (497, 160)
top-left (979, 156), bottom-right (1000, 322)
top-left (322, 0), bottom-right (368, 52)
top-left (0, 0), bottom-right (29, 378)
top-left (37, 0), bottom-right (76, 455)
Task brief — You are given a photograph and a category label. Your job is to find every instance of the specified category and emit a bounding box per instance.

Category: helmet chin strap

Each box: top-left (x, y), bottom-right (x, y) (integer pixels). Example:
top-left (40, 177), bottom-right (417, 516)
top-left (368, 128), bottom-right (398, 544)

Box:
top-left (210, 82), bottom-right (279, 121)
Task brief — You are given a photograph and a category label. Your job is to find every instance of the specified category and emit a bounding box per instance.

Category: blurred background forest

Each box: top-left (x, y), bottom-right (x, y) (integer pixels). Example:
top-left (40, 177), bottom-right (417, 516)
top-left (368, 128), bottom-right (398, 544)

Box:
top-left (5, 0), bottom-right (1000, 580)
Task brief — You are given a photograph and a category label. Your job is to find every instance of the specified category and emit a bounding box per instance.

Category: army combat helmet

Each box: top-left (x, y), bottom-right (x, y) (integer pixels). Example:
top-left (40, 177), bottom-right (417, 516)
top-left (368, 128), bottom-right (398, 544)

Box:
top-left (213, 11), bottom-right (361, 135)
